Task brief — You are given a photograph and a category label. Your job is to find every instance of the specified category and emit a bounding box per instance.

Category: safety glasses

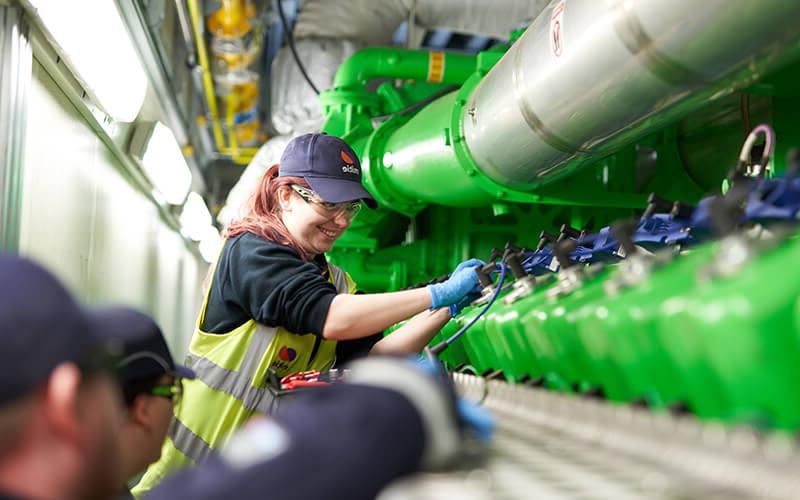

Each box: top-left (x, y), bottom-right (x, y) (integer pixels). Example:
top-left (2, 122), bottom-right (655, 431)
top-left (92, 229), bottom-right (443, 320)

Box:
top-left (290, 184), bottom-right (362, 220)
top-left (149, 378), bottom-right (183, 403)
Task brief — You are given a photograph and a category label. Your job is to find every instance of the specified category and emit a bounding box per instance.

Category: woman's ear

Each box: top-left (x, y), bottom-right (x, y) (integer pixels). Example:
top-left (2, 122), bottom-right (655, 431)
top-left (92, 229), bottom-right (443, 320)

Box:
top-left (277, 185), bottom-right (293, 211)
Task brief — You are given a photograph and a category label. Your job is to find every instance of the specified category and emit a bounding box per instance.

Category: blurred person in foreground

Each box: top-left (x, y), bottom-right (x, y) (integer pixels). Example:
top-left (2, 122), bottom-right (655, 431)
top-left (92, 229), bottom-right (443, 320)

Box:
top-left (99, 308), bottom-right (195, 499)
top-left (142, 355), bottom-right (495, 500)
top-left (0, 255), bottom-right (126, 500)
top-left (0, 254), bottom-right (494, 500)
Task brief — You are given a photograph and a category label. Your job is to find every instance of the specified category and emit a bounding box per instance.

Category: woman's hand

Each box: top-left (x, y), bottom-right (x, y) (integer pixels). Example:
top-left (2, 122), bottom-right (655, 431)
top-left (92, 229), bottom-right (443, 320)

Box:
top-left (427, 259), bottom-right (485, 309)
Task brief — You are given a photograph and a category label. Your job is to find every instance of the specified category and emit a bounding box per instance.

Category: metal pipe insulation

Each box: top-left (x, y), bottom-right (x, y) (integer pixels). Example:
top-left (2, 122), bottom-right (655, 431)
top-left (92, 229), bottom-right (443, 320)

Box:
top-left (462, 0), bottom-right (800, 191)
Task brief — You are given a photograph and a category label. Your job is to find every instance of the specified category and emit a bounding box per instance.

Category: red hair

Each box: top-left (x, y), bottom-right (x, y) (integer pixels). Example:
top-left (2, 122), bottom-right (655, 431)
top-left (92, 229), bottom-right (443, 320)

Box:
top-left (225, 164), bottom-right (312, 260)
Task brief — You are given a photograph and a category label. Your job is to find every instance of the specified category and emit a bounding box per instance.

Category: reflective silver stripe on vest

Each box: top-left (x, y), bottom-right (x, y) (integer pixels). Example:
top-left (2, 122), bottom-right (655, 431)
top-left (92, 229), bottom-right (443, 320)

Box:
top-left (329, 264), bottom-right (349, 293)
top-left (186, 324), bottom-right (277, 414)
top-left (169, 416), bottom-right (214, 463)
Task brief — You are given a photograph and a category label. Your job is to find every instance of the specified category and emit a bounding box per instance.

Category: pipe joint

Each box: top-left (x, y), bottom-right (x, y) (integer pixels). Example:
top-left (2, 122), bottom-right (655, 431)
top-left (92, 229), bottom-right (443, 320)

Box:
top-left (362, 115), bottom-right (426, 216)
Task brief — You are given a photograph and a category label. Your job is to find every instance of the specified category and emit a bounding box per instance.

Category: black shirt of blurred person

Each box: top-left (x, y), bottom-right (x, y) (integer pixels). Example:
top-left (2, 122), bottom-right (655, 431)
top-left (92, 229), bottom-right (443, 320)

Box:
top-left (145, 356), bottom-right (471, 500)
top-left (93, 307), bottom-right (195, 499)
top-left (0, 255), bottom-right (127, 500)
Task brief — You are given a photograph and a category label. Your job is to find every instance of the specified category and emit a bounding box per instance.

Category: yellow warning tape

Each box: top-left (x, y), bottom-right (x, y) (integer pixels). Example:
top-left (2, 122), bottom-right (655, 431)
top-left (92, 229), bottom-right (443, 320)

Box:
top-left (427, 51), bottom-right (445, 83)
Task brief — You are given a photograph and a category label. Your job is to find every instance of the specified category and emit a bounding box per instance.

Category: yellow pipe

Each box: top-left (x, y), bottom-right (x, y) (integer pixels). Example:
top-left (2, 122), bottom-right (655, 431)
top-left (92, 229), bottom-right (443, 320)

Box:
top-left (187, 0), bottom-right (226, 151)
top-left (226, 93), bottom-right (239, 156)
top-left (223, 148), bottom-right (259, 155)
top-left (188, 0), bottom-right (261, 165)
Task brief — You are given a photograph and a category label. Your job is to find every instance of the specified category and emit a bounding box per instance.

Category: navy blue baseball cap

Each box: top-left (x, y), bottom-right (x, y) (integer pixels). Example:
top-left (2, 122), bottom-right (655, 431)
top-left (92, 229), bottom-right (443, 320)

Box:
top-left (94, 306), bottom-right (195, 385)
top-left (279, 133), bottom-right (377, 209)
top-left (0, 254), bottom-right (126, 404)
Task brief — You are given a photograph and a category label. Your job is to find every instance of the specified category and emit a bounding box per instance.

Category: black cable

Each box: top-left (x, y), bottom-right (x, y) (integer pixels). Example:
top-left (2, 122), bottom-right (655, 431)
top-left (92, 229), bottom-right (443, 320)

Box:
top-left (276, 0), bottom-right (320, 95)
top-left (371, 85), bottom-right (460, 121)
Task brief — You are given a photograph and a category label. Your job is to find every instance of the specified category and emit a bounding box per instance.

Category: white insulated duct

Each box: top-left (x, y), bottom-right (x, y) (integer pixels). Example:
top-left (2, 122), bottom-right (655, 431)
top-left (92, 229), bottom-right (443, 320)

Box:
top-left (292, 0), bottom-right (551, 45)
top-left (270, 38), bottom-right (363, 135)
top-left (217, 134), bottom-right (292, 227)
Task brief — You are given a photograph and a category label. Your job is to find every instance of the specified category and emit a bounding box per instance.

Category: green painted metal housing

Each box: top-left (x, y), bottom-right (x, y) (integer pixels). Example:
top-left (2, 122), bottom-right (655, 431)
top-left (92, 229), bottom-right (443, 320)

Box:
top-left (317, 17), bottom-right (800, 431)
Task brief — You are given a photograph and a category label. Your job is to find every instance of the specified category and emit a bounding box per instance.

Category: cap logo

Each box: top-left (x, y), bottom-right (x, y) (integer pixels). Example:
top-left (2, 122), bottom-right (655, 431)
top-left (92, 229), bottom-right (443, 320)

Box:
top-left (340, 150), bottom-right (360, 176)
top-left (342, 165), bottom-right (360, 175)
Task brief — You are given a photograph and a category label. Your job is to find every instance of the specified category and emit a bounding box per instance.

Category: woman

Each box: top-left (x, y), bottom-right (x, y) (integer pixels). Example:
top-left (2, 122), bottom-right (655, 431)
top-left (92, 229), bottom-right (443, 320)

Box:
top-left (134, 133), bottom-right (482, 494)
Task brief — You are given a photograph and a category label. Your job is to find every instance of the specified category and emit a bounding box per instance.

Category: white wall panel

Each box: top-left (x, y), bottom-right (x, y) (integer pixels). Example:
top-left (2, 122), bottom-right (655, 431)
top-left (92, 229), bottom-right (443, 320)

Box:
top-left (19, 59), bottom-right (206, 359)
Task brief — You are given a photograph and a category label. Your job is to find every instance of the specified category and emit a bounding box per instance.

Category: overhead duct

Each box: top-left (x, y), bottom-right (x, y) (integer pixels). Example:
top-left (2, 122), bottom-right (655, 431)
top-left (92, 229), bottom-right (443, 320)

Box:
top-left (270, 38), bottom-right (363, 135)
top-left (292, 0), bottom-right (551, 45)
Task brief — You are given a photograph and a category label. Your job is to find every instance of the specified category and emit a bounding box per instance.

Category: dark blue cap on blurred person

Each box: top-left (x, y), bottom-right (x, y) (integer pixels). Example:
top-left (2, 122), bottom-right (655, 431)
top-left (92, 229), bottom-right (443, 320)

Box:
top-left (0, 254), bottom-right (124, 405)
top-left (96, 306), bottom-right (195, 384)
top-left (279, 133), bottom-right (377, 208)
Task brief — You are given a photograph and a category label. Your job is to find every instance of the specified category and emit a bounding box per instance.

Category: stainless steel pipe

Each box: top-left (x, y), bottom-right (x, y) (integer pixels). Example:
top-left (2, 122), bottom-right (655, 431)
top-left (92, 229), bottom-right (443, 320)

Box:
top-left (462, 0), bottom-right (800, 191)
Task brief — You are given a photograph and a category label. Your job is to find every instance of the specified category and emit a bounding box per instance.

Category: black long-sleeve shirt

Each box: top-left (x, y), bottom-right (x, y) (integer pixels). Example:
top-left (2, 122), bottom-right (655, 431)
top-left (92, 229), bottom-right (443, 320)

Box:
top-left (202, 232), bottom-right (380, 362)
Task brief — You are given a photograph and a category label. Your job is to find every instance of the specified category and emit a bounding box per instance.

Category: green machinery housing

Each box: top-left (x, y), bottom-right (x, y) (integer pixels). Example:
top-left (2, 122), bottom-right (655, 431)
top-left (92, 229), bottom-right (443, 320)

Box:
top-left (321, 0), bottom-right (800, 430)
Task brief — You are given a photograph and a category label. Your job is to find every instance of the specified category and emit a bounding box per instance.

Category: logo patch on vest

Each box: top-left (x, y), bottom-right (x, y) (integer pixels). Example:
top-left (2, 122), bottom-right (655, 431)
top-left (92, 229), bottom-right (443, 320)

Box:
top-left (279, 346), bottom-right (297, 362)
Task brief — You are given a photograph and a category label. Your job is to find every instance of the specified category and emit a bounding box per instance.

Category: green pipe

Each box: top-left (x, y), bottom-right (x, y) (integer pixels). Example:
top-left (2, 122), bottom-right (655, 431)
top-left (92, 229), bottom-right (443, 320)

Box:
top-left (327, 47), bottom-right (647, 214)
top-left (375, 92), bottom-right (493, 209)
top-left (360, 78), bottom-right (646, 215)
top-left (332, 47), bottom-right (477, 89)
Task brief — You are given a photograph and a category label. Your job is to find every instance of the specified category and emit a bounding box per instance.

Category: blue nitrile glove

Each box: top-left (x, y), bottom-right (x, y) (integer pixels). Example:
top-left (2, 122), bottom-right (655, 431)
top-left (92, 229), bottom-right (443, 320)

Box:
top-left (428, 259), bottom-right (485, 309)
top-left (448, 290), bottom-right (482, 317)
top-left (452, 258), bottom-right (485, 274)
top-left (346, 356), bottom-right (495, 469)
top-left (412, 356), bottom-right (495, 444)
top-left (456, 398), bottom-right (495, 443)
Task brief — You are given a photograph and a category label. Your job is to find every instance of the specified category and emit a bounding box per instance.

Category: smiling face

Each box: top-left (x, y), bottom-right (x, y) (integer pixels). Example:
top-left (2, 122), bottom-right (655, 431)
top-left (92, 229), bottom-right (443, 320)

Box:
top-left (278, 185), bottom-right (353, 257)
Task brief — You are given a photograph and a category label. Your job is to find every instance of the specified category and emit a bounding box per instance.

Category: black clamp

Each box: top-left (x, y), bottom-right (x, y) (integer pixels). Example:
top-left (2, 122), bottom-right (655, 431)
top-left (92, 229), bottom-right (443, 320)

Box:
top-left (643, 193), bottom-right (673, 218)
top-left (502, 242), bottom-right (527, 280)
top-left (557, 224), bottom-right (583, 243)
top-left (669, 200), bottom-right (695, 220)
top-left (610, 218), bottom-right (639, 257)
top-left (552, 239), bottom-right (577, 270)
top-left (475, 247), bottom-right (502, 287)
top-left (709, 183), bottom-right (749, 237)
top-left (536, 231), bottom-right (557, 251)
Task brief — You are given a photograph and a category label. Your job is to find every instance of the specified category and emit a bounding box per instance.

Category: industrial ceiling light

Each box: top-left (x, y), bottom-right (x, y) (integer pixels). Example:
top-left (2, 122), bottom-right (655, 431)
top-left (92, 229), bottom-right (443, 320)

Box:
top-left (180, 192), bottom-right (213, 241)
top-left (28, 0), bottom-right (147, 122)
top-left (131, 121), bottom-right (193, 205)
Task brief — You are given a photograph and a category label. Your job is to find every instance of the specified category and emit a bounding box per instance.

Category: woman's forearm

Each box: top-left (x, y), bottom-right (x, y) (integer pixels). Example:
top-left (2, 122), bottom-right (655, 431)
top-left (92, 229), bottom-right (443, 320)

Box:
top-left (369, 308), bottom-right (451, 355)
top-left (321, 288), bottom-right (432, 340)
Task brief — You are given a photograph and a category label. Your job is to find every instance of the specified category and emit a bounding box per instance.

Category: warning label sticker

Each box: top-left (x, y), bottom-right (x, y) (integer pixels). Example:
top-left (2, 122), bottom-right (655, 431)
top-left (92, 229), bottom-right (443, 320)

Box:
top-left (428, 51), bottom-right (445, 83)
top-left (550, 0), bottom-right (566, 58)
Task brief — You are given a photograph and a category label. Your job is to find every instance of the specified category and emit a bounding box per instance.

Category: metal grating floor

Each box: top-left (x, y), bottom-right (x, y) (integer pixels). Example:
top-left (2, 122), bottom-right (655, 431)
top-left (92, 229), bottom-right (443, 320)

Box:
top-left (378, 374), bottom-right (800, 500)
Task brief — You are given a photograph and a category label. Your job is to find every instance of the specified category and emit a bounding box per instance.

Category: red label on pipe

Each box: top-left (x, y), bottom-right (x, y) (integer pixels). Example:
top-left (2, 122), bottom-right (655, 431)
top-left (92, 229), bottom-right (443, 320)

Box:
top-left (550, 0), bottom-right (566, 58)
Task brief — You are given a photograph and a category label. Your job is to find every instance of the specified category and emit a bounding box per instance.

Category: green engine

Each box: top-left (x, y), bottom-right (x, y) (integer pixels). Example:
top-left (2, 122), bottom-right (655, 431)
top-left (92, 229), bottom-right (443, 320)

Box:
top-left (321, 0), bottom-right (800, 431)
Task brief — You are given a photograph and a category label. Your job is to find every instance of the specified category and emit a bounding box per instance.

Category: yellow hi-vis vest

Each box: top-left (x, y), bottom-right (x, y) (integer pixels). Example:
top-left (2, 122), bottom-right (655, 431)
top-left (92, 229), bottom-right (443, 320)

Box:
top-left (132, 259), bottom-right (356, 497)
